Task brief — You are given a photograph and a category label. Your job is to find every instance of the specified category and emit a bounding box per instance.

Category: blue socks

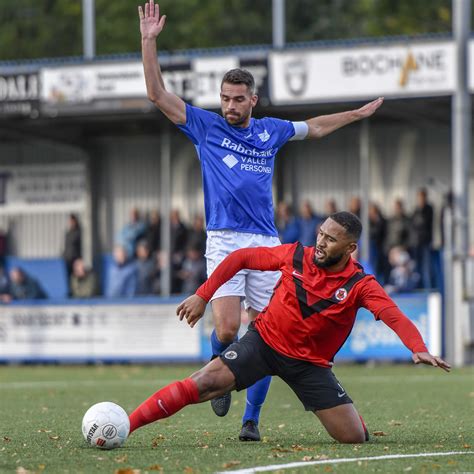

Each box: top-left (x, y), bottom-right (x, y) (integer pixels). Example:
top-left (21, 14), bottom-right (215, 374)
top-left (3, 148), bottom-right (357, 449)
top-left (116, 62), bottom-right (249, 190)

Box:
top-left (211, 329), bottom-right (230, 356)
top-left (243, 375), bottom-right (271, 425)
top-left (211, 329), bottom-right (271, 426)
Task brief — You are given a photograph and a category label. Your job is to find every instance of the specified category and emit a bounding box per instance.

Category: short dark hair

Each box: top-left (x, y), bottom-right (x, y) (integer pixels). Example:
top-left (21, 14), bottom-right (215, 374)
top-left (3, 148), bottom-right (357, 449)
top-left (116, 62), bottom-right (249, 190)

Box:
top-left (329, 211), bottom-right (362, 241)
top-left (221, 68), bottom-right (255, 94)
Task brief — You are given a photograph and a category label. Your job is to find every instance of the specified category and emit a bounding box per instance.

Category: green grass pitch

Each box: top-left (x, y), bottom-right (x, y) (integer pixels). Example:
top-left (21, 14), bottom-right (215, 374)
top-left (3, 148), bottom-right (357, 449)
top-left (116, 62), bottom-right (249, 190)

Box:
top-left (0, 364), bottom-right (473, 473)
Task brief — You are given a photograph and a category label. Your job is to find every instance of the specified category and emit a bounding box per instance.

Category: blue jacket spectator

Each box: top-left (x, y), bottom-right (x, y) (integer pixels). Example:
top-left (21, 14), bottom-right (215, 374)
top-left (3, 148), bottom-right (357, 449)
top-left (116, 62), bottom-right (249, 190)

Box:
top-left (276, 201), bottom-right (300, 244)
top-left (2, 267), bottom-right (47, 302)
top-left (298, 200), bottom-right (323, 246)
top-left (106, 245), bottom-right (138, 298)
top-left (117, 207), bottom-right (147, 259)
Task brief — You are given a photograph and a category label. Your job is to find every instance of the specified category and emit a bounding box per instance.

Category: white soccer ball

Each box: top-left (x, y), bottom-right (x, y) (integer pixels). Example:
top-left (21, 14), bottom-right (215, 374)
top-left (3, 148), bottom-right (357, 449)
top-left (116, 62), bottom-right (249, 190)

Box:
top-left (82, 401), bottom-right (130, 450)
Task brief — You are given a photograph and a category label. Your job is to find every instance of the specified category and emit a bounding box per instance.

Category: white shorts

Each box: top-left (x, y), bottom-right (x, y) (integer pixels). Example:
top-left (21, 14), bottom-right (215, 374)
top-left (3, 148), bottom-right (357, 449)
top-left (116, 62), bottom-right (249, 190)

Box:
top-left (205, 230), bottom-right (281, 312)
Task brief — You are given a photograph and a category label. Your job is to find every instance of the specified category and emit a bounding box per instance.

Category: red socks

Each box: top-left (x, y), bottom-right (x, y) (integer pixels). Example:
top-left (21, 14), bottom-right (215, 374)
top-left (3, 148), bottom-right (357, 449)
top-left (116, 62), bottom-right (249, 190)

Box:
top-left (129, 378), bottom-right (200, 433)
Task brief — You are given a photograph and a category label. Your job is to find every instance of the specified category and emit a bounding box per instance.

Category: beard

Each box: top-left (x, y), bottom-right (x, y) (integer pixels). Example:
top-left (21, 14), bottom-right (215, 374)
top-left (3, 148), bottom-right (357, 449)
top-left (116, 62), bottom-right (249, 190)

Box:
top-left (314, 251), bottom-right (345, 269)
top-left (224, 111), bottom-right (249, 127)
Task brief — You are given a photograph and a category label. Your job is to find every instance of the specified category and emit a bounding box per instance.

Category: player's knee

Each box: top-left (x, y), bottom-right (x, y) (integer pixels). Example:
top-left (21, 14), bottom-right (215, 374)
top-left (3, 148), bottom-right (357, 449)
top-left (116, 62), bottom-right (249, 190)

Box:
top-left (192, 369), bottom-right (222, 397)
top-left (215, 326), bottom-right (239, 344)
top-left (334, 429), bottom-right (366, 444)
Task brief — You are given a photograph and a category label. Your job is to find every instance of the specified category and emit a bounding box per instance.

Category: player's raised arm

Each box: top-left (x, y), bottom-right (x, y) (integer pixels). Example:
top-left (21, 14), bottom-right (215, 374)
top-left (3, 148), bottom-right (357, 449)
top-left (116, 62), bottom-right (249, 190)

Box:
top-left (304, 97), bottom-right (384, 139)
top-left (138, 0), bottom-right (186, 124)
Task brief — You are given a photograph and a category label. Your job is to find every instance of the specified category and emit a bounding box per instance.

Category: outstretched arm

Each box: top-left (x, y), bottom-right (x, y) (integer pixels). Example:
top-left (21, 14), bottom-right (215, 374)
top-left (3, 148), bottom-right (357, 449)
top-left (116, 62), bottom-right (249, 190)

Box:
top-left (139, 0), bottom-right (186, 124)
top-left (378, 306), bottom-right (451, 372)
top-left (305, 97), bottom-right (383, 139)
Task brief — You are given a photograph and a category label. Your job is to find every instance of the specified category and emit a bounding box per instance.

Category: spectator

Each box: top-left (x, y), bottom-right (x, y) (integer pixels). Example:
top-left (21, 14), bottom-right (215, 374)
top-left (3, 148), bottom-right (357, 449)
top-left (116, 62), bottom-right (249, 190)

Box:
top-left (187, 214), bottom-right (207, 255)
top-left (385, 199), bottom-right (410, 252)
top-left (298, 199), bottom-right (323, 246)
top-left (145, 209), bottom-right (161, 255)
top-left (0, 264), bottom-right (8, 295)
top-left (385, 246), bottom-right (420, 294)
top-left (368, 202), bottom-right (388, 284)
top-left (136, 240), bottom-right (157, 295)
top-left (106, 245), bottom-right (138, 298)
top-left (410, 188), bottom-right (434, 289)
top-left (63, 214), bottom-right (82, 285)
top-left (348, 196), bottom-right (361, 218)
top-left (117, 207), bottom-right (147, 259)
top-left (1, 267), bottom-right (47, 302)
top-left (0, 227), bottom-right (7, 266)
top-left (323, 198), bottom-right (338, 218)
top-left (170, 209), bottom-right (188, 293)
top-left (70, 258), bottom-right (100, 298)
top-left (276, 201), bottom-right (300, 243)
top-left (177, 246), bottom-right (207, 294)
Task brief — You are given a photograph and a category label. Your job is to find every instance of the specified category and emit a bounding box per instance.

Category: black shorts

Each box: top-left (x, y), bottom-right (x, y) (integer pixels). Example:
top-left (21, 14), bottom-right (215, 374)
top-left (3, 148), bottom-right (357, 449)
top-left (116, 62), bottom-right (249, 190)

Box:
top-left (220, 325), bottom-right (353, 412)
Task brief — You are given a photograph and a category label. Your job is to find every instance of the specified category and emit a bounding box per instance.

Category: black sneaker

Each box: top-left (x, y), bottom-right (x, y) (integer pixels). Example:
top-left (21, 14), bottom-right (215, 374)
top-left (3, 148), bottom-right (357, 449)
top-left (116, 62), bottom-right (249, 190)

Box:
top-left (239, 420), bottom-right (261, 442)
top-left (210, 392), bottom-right (231, 417)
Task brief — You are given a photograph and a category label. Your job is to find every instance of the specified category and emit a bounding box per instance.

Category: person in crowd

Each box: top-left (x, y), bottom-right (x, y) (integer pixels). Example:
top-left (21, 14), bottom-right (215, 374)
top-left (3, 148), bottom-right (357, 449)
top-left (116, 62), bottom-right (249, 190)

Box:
top-left (145, 209), bottom-right (161, 255)
top-left (0, 267), bottom-right (47, 302)
top-left (323, 198), bottom-right (338, 218)
top-left (385, 199), bottom-right (410, 253)
top-left (170, 209), bottom-right (189, 294)
top-left (348, 196), bottom-right (361, 218)
top-left (106, 245), bottom-right (138, 298)
top-left (384, 246), bottom-right (420, 295)
top-left (0, 264), bottom-right (8, 295)
top-left (135, 239), bottom-right (157, 295)
top-left (177, 246), bottom-right (207, 294)
top-left (368, 202), bottom-right (387, 284)
top-left (117, 207), bottom-right (147, 259)
top-left (0, 226), bottom-right (7, 266)
top-left (138, 0), bottom-right (383, 441)
top-left (187, 214), bottom-right (207, 256)
top-left (127, 212), bottom-right (450, 443)
top-left (276, 201), bottom-right (300, 244)
top-left (298, 199), bottom-right (323, 246)
top-left (410, 188), bottom-right (434, 289)
top-left (63, 213), bottom-right (82, 288)
top-left (70, 258), bottom-right (100, 298)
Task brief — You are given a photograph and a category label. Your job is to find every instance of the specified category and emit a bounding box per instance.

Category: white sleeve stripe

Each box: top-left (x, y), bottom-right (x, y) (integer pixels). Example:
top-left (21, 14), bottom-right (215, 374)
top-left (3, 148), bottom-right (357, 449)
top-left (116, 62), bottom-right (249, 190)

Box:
top-left (290, 121), bottom-right (309, 141)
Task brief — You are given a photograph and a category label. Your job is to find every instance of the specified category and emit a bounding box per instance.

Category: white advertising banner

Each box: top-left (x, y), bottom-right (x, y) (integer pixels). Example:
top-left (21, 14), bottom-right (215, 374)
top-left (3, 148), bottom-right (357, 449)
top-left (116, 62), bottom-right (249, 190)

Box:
top-left (270, 41), bottom-right (456, 104)
top-left (40, 63), bottom-right (146, 104)
top-left (0, 162), bottom-right (87, 214)
top-left (0, 303), bottom-right (202, 361)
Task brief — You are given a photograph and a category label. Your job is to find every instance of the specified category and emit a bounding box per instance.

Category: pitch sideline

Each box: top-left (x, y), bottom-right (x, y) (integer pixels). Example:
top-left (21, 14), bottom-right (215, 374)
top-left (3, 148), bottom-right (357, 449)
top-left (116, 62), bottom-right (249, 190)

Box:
top-left (215, 450), bottom-right (474, 473)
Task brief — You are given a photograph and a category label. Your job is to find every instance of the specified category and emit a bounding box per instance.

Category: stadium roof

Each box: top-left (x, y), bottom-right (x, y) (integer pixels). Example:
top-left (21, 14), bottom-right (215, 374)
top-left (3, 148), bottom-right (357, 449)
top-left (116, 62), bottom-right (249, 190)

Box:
top-left (0, 31), bottom-right (458, 71)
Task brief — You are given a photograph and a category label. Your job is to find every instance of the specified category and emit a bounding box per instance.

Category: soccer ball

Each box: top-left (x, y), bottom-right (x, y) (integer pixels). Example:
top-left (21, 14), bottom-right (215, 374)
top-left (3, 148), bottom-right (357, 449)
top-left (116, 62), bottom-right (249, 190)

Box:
top-left (82, 401), bottom-right (130, 450)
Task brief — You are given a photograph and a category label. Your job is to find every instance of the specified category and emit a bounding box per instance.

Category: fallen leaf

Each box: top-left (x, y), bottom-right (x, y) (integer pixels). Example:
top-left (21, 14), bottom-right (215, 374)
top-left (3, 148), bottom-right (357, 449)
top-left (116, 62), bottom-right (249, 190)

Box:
top-left (114, 469), bottom-right (141, 474)
top-left (3, 437), bottom-right (11, 442)
top-left (222, 461), bottom-right (241, 468)
top-left (278, 424), bottom-right (285, 429)
top-left (403, 467), bottom-right (412, 472)
top-left (147, 466), bottom-right (163, 472)
top-left (372, 431), bottom-right (388, 436)
top-left (115, 455), bottom-right (128, 463)
top-left (48, 436), bottom-right (60, 441)
top-left (389, 420), bottom-right (402, 426)
top-left (463, 444), bottom-right (471, 448)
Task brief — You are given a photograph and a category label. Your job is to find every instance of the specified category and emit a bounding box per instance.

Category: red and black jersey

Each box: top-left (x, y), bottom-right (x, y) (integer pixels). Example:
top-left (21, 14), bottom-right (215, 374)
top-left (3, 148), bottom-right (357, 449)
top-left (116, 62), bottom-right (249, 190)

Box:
top-left (196, 243), bottom-right (428, 367)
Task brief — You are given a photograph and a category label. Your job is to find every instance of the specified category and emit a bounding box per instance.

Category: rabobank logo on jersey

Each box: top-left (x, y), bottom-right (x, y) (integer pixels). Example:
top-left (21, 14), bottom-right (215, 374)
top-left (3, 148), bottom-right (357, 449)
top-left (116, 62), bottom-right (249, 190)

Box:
top-left (221, 137), bottom-right (275, 157)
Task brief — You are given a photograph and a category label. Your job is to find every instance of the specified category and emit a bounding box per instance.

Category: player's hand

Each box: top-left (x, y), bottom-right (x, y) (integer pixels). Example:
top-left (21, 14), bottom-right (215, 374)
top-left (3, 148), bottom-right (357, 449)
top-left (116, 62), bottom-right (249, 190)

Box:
top-left (355, 97), bottom-right (384, 120)
top-left (138, 0), bottom-right (166, 40)
top-left (176, 294), bottom-right (207, 328)
top-left (412, 352), bottom-right (451, 372)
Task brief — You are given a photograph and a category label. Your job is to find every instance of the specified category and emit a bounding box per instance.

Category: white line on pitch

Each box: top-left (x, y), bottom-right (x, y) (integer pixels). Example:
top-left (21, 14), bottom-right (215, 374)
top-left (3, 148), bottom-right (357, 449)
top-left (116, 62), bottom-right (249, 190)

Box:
top-left (215, 451), bottom-right (474, 474)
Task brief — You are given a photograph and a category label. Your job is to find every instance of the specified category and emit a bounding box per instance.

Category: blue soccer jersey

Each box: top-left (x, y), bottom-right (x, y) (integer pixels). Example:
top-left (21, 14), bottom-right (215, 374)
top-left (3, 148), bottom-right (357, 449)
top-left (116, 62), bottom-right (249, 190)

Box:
top-left (177, 103), bottom-right (296, 236)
